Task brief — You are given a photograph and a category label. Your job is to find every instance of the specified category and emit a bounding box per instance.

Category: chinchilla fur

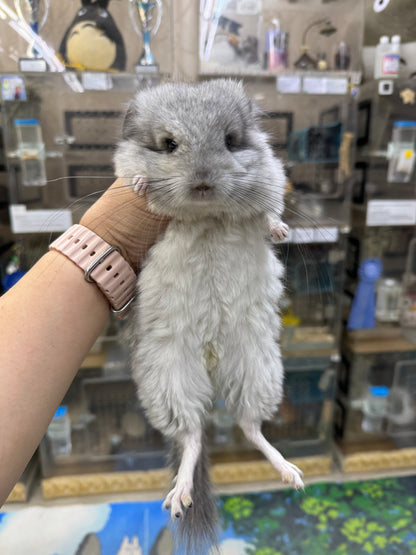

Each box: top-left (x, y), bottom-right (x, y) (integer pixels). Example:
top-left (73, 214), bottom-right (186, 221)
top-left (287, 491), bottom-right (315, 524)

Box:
top-left (114, 79), bottom-right (304, 554)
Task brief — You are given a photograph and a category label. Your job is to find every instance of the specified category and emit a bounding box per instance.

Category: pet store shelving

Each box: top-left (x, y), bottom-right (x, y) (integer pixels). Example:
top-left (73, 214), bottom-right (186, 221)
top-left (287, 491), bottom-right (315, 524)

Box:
top-left (337, 78), bottom-right (416, 475)
top-left (199, 0), bottom-right (364, 80)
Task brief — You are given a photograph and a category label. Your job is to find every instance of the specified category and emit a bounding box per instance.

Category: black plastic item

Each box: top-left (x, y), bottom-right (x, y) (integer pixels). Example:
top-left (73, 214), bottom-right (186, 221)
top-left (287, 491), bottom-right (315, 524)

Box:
top-left (288, 122), bottom-right (343, 163)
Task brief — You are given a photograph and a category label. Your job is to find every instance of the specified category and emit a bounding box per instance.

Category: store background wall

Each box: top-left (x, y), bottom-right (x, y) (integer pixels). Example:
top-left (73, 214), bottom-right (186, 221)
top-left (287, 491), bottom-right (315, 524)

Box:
top-left (363, 0), bottom-right (416, 78)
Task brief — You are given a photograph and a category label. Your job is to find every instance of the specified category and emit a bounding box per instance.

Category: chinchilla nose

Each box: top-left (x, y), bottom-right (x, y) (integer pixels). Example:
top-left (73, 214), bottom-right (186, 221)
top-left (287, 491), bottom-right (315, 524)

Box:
top-left (194, 168), bottom-right (211, 183)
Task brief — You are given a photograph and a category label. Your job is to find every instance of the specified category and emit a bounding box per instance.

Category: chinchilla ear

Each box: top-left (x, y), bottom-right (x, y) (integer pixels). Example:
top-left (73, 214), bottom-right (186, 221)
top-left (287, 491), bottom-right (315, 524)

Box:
top-left (122, 101), bottom-right (138, 140)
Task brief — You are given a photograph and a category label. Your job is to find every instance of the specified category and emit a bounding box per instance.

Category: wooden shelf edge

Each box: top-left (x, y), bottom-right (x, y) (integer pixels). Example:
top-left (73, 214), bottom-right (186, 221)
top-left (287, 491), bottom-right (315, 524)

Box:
top-left (336, 446), bottom-right (416, 474)
top-left (41, 455), bottom-right (332, 500)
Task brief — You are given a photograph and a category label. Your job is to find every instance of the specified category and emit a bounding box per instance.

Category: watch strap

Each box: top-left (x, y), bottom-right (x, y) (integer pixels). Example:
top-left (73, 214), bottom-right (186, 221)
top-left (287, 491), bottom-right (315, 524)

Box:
top-left (49, 224), bottom-right (136, 316)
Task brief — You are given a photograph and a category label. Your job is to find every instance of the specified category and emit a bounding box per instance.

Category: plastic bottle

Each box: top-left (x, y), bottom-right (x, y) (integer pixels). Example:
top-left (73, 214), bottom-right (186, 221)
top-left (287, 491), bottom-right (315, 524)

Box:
top-left (212, 399), bottom-right (234, 444)
top-left (374, 35), bottom-right (389, 79)
top-left (382, 34), bottom-right (401, 78)
top-left (47, 405), bottom-right (72, 456)
top-left (362, 385), bottom-right (389, 433)
top-left (375, 277), bottom-right (403, 322)
top-left (265, 19), bottom-right (288, 71)
top-left (387, 120), bottom-right (416, 182)
top-left (335, 41), bottom-right (351, 70)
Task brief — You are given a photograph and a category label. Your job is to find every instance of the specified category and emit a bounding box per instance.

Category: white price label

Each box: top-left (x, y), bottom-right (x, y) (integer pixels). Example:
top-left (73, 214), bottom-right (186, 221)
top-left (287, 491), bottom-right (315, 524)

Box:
top-left (303, 77), bottom-right (348, 95)
top-left (366, 200), bottom-right (416, 226)
top-left (326, 78), bottom-right (349, 95)
top-left (277, 75), bottom-right (302, 94)
top-left (82, 72), bottom-right (113, 91)
top-left (303, 77), bottom-right (327, 94)
top-left (236, 0), bottom-right (262, 14)
top-left (10, 204), bottom-right (72, 234)
top-left (290, 227), bottom-right (339, 244)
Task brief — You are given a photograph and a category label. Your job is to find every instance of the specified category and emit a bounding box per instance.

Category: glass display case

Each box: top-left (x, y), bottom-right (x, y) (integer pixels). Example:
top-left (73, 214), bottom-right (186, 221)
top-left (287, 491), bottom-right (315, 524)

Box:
top-left (335, 329), bottom-right (416, 472)
top-left (199, 0), bottom-right (364, 78)
top-left (345, 78), bottom-right (416, 337)
top-left (279, 237), bottom-right (347, 355)
top-left (39, 318), bottom-right (167, 482)
top-left (1, 72), bottom-right (160, 229)
top-left (336, 76), bottom-right (416, 473)
top-left (353, 79), bottom-right (416, 205)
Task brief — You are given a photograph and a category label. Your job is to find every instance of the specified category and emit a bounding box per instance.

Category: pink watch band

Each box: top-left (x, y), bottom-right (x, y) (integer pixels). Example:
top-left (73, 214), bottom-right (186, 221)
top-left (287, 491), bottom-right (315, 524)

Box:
top-left (49, 224), bottom-right (136, 316)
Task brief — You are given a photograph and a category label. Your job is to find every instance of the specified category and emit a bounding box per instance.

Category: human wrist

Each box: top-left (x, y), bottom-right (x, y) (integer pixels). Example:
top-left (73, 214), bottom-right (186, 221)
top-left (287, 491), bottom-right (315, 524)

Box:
top-left (79, 179), bottom-right (169, 274)
top-left (79, 180), bottom-right (140, 272)
top-left (49, 225), bottom-right (137, 317)
top-left (78, 216), bottom-right (136, 272)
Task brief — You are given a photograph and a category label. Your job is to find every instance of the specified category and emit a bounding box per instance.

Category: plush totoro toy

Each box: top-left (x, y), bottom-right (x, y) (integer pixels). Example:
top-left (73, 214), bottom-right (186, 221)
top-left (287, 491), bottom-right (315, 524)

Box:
top-left (59, 0), bottom-right (126, 71)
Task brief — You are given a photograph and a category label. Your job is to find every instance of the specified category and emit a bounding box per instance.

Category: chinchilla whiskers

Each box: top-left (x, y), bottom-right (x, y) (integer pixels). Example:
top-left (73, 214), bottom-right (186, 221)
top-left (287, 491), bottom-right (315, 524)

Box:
top-left (283, 205), bottom-right (339, 233)
top-left (45, 175), bottom-right (116, 184)
top-left (228, 182), bottom-right (285, 213)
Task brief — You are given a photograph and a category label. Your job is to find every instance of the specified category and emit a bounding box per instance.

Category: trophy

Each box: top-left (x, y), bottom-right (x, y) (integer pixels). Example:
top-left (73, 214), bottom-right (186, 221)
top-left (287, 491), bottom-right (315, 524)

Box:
top-left (129, 0), bottom-right (162, 72)
top-left (15, 0), bottom-right (50, 71)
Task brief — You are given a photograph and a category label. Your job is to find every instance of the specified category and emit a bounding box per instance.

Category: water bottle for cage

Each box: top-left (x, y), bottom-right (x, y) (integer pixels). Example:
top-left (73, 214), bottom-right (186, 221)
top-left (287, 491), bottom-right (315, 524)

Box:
top-left (47, 405), bottom-right (72, 456)
top-left (362, 385), bottom-right (389, 433)
top-left (387, 121), bottom-right (416, 183)
top-left (375, 278), bottom-right (402, 322)
top-left (212, 399), bottom-right (234, 444)
top-left (14, 118), bottom-right (47, 186)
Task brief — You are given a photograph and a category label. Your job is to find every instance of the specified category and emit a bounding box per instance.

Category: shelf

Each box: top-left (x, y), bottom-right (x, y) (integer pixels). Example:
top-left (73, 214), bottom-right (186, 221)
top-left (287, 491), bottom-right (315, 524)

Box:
top-left (335, 442), bottom-right (416, 475)
top-left (40, 454), bottom-right (332, 500)
top-left (344, 327), bottom-right (416, 354)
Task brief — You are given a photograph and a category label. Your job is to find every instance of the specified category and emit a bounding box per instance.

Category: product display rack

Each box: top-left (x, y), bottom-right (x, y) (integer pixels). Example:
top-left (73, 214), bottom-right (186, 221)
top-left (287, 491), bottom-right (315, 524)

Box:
top-left (336, 77), bottom-right (416, 474)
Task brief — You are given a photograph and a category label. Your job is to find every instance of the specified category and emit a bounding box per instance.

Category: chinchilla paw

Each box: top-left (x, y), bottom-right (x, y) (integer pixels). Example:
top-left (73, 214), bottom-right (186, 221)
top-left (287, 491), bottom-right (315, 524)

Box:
top-left (270, 221), bottom-right (289, 242)
top-left (132, 175), bottom-right (148, 196)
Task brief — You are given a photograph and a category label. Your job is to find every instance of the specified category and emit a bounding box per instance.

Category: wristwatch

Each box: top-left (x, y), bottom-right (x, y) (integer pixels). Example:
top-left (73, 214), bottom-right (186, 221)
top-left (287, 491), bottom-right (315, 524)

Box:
top-left (49, 224), bottom-right (136, 317)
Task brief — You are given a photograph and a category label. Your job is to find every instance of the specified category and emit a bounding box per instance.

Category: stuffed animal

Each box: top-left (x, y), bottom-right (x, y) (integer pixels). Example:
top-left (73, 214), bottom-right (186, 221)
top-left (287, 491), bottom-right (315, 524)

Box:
top-left (59, 0), bottom-right (126, 71)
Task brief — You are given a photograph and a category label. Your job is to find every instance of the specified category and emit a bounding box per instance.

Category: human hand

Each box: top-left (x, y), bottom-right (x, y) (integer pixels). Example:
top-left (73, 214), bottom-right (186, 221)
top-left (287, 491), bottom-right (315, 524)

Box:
top-left (80, 178), bottom-right (169, 273)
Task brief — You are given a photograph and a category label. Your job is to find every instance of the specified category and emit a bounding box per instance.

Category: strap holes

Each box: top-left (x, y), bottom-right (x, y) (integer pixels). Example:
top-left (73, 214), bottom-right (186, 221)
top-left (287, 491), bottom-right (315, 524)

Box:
top-left (82, 244), bottom-right (88, 250)
top-left (114, 272), bottom-right (119, 278)
top-left (74, 238), bottom-right (80, 244)
top-left (90, 251), bottom-right (96, 257)
top-left (106, 265), bottom-right (112, 271)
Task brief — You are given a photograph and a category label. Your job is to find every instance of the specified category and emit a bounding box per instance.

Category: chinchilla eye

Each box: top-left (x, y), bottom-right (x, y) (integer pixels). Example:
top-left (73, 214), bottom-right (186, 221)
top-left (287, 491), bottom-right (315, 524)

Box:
top-left (164, 138), bottom-right (178, 153)
top-left (225, 133), bottom-right (239, 151)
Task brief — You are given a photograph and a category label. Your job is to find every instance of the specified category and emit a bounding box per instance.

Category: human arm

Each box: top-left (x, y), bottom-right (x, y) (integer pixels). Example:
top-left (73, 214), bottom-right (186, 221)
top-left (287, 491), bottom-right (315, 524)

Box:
top-left (0, 179), bottom-right (168, 505)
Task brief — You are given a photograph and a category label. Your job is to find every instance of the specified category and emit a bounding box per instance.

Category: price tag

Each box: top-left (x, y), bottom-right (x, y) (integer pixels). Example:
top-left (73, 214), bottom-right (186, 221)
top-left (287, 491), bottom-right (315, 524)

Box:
top-left (277, 75), bottom-right (302, 94)
top-left (293, 227), bottom-right (315, 243)
top-left (326, 77), bottom-right (348, 95)
top-left (289, 227), bottom-right (339, 243)
top-left (366, 200), bottom-right (416, 226)
top-left (236, 0), bottom-right (262, 14)
top-left (10, 205), bottom-right (72, 234)
top-left (82, 72), bottom-right (113, 91)
top-left (303, 77), bottom-right (327, 94)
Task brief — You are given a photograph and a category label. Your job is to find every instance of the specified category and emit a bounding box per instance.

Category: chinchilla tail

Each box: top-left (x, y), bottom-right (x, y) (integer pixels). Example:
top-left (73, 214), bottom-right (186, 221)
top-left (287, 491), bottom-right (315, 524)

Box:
top-left (168, 437), bottom-right (219, 554)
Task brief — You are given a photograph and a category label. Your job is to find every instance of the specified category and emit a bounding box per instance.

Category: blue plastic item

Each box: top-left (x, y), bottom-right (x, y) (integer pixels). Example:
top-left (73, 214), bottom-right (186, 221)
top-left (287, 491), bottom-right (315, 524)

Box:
top-left (14, 118), bottom-right (40, 126)
top-left (53, 405), bottom-right (68, 419)
top-left (369, 385), bottom-right (389, 397)
top-left (347, 258), bottom-right (382, 330)
top-left (394, 121), bottom-right (416, 127)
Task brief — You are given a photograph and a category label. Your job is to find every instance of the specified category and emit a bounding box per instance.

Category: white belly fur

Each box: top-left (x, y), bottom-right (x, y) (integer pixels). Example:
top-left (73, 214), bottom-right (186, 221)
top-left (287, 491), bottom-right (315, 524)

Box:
top-left (131, 216), bottom-right (285, 434)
